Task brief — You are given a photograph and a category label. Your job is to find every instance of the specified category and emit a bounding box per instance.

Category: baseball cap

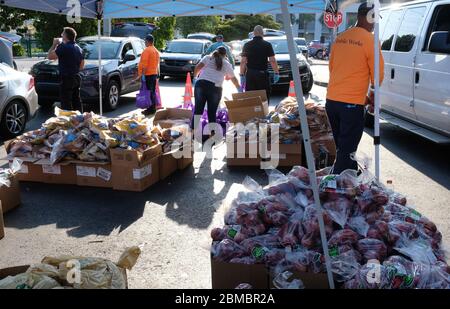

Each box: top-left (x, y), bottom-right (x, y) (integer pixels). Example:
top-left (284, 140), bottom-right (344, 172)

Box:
top-left (216, 34), bottom-right (224, 40)
top-left (357, 2), bottom-right (374, 16)
top-left (145, 34), bottom-right (154, 43)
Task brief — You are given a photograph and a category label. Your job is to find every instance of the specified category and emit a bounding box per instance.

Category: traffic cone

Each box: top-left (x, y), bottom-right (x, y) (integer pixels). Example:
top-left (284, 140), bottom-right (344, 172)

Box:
top-left (288, 80), bottom-right (296, 97)
top-left (185, 73), bottom-right (193, 98)
top-left (183, 86), bottom-right (193, 110)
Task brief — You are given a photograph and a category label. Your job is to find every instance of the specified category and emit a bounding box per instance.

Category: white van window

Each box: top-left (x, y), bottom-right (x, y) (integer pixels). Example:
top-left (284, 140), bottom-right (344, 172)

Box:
top-left (379, 10), bottom-right (390, 39)
top-left (381, 10), bottom-right (403, 51)
top-left (394, 7), bottom-right (427, 52)
top-left (423, 4), bottom-right (450, 52)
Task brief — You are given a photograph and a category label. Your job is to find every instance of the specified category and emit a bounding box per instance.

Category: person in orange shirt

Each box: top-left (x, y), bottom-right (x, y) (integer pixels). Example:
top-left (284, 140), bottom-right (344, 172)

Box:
top-left (137, 34), bottom-right (160, 115)
top-left (326, 2), bottom-right (384, 174)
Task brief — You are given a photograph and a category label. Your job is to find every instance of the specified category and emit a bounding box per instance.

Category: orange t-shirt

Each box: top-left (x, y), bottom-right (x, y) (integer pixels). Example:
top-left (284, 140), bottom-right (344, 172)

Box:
top-left (327, 27), bottom-right (385, 105)
top-left (138, 45), bottom-right (160, 76)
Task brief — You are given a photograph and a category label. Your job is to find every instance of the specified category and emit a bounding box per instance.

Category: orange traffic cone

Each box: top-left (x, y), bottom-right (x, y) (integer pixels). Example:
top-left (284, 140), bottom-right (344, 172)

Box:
top-left (288, 80), bottom-right (296, 97)
top-left (185, 73), bottom-right (194, 98)
top-left (183, 86), bottom-right (193, 109)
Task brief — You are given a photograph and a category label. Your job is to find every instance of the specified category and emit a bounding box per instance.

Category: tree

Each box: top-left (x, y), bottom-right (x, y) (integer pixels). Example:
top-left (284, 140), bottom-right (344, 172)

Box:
top-left (176, 16), bottom-right (221, 37)
top-left (33, 13), bottom-right (97, 50)
top-left (153, 17), bottom-right (176, 50)
top-left (0, 7), bottom-right (35, 32)
top-left (215, 15), bottom-right (281, 41)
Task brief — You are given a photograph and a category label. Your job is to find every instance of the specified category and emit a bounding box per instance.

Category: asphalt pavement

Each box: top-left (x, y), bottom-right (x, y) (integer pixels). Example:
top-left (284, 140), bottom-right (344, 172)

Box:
top-left (0, 60), bottom-right (449, 288)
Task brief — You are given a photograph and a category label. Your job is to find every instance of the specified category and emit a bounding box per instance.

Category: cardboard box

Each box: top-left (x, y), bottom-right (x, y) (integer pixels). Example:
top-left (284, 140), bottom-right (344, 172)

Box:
top-left (0, 203), bottom-right (4, 240)
top-left (225, 90), bottom-right (269, 123)
top-left (111, 144), bottom-right (162, 192)
top-left (75, 162), bottom-right (113, 188)
top-left (211, 257), bottom-right (268, 289)
top-left (269, 270), bottom-right (330, 289)
top-left (160, 152), bottom-right (178, 180)
top-left (226, 139), bottom-right (261, 167)
top-left (311, 135), bottom-right (336, 169)
top-left (0, 175), bottom-right (21, 213)
top-left (211, 256), bottom-right (329, 289)
top-left (153, 108), bottom-right (192, 129)
top-left (12, 158), bottom-right (43, 182)
top-left (34, 159), bottom-right (77, 185)
top-left (264, 143), bottom-right (302, 167)
top-left (177, 150), bottom-right (194, 170)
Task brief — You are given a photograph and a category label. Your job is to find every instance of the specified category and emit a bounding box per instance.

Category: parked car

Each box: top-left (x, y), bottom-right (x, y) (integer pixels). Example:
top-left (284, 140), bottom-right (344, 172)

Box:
top-left (369, 0), bottom-right (450, 143)
top-left (160, 39), bottom-right (212, 79)
top-left (0, 35), bottom-right (18, 70)
top-left (264, 36), bottom-right (313, 93)
top-left (187, 33), bottom-right (215, 41)
top-left (294, 37), bottom-right (309, 59)
top-left (248, 28), bottom-right (285, 39)
top-left (0, 62), bottom-right (38, 137)
top-left (30, 36), bottom-right (145, 111)
top-left (111, 22), bottom-right (157, 40)
top-left (228, 40), bottom-right (243, 64)
top-left (308, 40), bottom-right (330, 58)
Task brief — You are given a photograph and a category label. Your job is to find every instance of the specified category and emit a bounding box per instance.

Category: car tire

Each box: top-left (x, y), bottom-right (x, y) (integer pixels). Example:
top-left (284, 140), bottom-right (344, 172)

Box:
top-left (302, 70), bottom-right (314, 94)
top-left (364, 106), bottom-right (374, 128)
top-left (0, 100), bottom-right (28, 138)
top-left (104, 80), bottom-right (120, 111)
top-left (38, 98), bottom-right (55, 108)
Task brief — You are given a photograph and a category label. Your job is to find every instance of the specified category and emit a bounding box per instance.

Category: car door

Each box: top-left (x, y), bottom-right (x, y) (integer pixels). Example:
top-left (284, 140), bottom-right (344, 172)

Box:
top-left (119, 42), bottom-right (137, 91)
top-left (0, 65), bottom-right (8, 107)
top-left (413, 2), bottom-right (450, 135)
top-left (131, 39), bottom-right (145, 91)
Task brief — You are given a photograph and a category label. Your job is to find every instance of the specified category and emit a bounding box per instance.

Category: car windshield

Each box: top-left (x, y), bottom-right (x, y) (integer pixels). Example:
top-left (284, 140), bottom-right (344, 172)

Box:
top-left (295, 39), bottom-right (306, 46)
top-left (78, 40), bottom-right (121, 59)
top-left (269, 40), bottom-right (299, 54)
top-left (166, 41), bottom-right (203, 54)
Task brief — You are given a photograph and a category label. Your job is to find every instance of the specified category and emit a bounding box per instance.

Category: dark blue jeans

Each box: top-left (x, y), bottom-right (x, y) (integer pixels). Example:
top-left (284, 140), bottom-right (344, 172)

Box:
top-left (191, 79), bottom-right (222, 130)
top-left (325, 99), bottom-right (365, 174)
top-left (145, 75), bottom-right (158, 110)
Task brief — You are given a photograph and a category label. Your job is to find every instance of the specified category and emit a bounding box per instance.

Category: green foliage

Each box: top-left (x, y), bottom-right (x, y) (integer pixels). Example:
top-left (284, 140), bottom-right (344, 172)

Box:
top-left (153, 17), bottom-right (176, 50)
top-left (214, 15), bottom-right (281, 41)
top-left (12, 44), bottom-right (25, 57)
top-left (176, 16), bottom-right (221, 37)
top-left (33, 13), bottom-right (97, 50)
top-left (0, 7), bottom-right (34, 32)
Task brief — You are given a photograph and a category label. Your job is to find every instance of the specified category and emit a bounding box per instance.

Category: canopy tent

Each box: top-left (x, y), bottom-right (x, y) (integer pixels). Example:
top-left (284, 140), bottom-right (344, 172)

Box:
top-left (1, 0), bottom-right (384, 289)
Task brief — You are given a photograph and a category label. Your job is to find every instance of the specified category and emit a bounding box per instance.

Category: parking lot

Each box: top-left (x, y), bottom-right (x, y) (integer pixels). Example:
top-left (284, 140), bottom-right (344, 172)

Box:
top-left (1, 58), bottom-right (449, 288)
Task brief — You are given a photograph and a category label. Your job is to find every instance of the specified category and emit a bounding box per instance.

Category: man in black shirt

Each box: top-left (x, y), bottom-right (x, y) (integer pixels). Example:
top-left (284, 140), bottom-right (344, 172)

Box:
top-left (48, 27), bottom-right (85, 111)
top-left (240, 25), bottom-right (279, 100)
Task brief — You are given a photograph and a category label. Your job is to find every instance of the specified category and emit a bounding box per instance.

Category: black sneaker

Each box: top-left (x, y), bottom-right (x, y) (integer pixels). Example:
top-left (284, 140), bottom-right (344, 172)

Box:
top-left (142, 107), bottom-right (156, 116)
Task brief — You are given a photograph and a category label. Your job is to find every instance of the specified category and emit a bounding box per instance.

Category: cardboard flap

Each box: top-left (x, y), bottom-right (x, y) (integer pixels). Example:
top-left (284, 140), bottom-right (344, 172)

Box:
top-left (111, 144), bottom-right (162, 166)
top-left (225, 96), bottom-right (268, 123)
top-left (153, 108), bottom-right (193, 129)
top-left (232, 90), bottom-right (268, 103)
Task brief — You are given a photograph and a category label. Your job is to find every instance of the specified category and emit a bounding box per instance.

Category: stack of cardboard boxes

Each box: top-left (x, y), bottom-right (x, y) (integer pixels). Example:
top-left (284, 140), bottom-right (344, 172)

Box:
top-left (6, 108), bottom-right (194, 193)
top-left (0, 172), bottom-right (21, 239)
top-left (225, 90), bottom-right (303, 168)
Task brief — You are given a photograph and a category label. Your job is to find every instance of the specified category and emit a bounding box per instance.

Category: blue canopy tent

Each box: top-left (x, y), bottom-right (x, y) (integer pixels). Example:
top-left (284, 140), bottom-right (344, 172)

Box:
top-left (1, 0), bottom-right (384, 289)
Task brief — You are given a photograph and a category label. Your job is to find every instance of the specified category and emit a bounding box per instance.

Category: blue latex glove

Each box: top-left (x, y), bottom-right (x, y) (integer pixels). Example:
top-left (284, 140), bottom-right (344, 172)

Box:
top-left (141, 75), bottom-right (146, 82)
top-left (193, 78), bottom-right (197, 87)
top-left (273, 73), bottom-right (280, 84)
top-left (240, 75), bottom-right (246, 87)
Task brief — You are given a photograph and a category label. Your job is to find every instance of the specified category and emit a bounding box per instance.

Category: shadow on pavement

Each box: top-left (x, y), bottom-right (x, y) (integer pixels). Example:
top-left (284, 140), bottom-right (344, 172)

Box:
top-left (364, 123), bottom-right (450, 190)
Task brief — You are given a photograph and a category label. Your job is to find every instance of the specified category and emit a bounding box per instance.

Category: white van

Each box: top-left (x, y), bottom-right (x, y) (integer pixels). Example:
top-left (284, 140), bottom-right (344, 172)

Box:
top-left (376, 0), bottom-right (450, 143)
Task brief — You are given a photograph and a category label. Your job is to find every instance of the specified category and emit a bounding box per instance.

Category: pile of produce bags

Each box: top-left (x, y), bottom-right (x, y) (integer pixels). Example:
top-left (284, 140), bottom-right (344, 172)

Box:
top-left (7, 108), bottom-right (159, 164)
top-left (211, 165), bottom-right (450, 289)
top-left (0, 247), bottom-right (141, 289)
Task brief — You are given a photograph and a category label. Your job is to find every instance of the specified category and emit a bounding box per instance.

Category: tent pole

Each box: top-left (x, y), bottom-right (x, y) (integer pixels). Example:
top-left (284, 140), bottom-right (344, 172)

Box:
top-left (98, 18), bottom-right (103, 115)
top-left (373, 0), bottom-right (380, 181)
top-left (280, 0), bottom-right (335, 289)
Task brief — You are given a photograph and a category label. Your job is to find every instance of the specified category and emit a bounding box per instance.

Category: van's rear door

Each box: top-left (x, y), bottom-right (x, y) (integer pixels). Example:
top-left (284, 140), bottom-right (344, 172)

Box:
top-left (413, 2), bottom-right (450, 135)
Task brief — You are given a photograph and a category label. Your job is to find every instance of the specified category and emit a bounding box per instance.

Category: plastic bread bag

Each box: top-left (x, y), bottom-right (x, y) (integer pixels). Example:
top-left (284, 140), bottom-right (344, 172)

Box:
top-left (54, 106), bottom-right (81, 118)
top-left (356, 238), bottom-right (388, 263)
top-left (331, 250), bottom-right (361, 282)
top-left (0, 158), bottom-right (22, 187)
top-left (344, 261), bottom-right (391, 289)
top-left (0, 272), bottom-right (61, 289)
top-left (322, 197), bottom-right (352, 228)
top-left (273, 271), bottom-right (304, 289)
top-left (116, 246), bottom-right (142, 270)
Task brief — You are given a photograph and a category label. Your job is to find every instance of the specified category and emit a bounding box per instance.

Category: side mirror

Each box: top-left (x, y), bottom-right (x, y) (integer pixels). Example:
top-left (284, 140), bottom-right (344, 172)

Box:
top-left (123, 53), bottom-right (136, 63)
top-left (428, 31), bottom-right (450, 54)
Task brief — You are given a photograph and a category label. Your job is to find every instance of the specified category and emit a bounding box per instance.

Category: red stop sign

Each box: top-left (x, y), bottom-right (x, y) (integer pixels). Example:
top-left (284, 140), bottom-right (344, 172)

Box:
top-left (324, 12), bottom-right (343, 29)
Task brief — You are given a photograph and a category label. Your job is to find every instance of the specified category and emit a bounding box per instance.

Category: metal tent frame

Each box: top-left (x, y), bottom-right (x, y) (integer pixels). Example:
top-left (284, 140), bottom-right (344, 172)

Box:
top-left (2, 0), bottom-right (384, 289)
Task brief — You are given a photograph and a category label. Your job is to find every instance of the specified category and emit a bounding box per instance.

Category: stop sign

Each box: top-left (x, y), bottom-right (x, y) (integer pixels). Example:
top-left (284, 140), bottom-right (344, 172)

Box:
top-left (324, 11), bottom-right (343, 29)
